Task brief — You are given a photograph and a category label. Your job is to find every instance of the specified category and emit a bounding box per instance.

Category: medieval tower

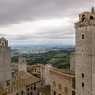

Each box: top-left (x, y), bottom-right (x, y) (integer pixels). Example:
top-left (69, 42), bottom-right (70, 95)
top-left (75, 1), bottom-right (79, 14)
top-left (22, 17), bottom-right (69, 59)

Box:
top-left (75, 7), bottom-right (95, 95)
top-left (0, 37), bottom-right (11, 83)
top-left (18, 55), bottom-right (27, 72)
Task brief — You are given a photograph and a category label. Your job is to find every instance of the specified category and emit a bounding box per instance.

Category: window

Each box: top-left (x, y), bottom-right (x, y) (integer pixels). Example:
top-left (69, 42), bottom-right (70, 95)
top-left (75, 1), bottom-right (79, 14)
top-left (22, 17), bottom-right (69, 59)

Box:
top-left (72, 78), bottom-right (75, 89)
top-left (34, 86), bottom-right (36, 90)
top-left (82, 73), bottom-right (84, 78)
top-left (90, 16), bottom-right (94, 20)
top-left (53, 81), bottom-right (56, 87)
top-left (27, 88), bottom-right (29, 91)
top-left (16, 93), bottom-right (19, 95)
top-left (82, 82), bottom-right (84, 87)
top-left (21, 90), bottom-right (24, 95)
top-left (58, 84), bottom-right (62, 90)
top-left (64, 87), bottom-right (68, 93)
top-left (54, 91), bottom-right (56, 95)
top-left (82, 34), bottom-right (84, 39)
top-left (72, 91), bottom-right (75, 95)
top-left (31, 86), bottom-right (32, 90)
top-left (6, 80), bottom-right (10, 86)
top-left (30, 92), bottom-right (33, 95)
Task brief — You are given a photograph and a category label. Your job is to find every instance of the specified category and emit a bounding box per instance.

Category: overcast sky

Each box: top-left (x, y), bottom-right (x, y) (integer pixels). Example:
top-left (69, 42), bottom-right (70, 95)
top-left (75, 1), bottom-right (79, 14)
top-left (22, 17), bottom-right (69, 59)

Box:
top-left (0, 0), bottom-right (94, 47)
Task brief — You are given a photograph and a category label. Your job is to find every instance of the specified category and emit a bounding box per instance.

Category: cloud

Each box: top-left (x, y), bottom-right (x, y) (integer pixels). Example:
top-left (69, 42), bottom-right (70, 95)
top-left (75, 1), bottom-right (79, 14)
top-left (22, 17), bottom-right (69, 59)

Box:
top-left (0, 0), bottom-right (93, 25)
top-left (0, 0), bottom-right (93, 46)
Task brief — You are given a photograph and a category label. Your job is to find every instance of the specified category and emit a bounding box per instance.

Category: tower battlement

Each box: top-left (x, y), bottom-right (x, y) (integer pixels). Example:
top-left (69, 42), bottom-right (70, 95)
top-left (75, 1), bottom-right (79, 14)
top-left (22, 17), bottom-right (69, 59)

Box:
top-left (0, 37), bottom-right (8, 48)
top-left (75, 7), bottom-right (95, 28)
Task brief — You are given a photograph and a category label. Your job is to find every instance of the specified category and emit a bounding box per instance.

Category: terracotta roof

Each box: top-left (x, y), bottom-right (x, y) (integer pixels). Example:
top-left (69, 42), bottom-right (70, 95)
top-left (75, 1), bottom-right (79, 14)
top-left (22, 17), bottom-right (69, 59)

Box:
top-left (16, 71), bottom-right (40, 84)
top-left (49, 67), bottom-right (75, 78)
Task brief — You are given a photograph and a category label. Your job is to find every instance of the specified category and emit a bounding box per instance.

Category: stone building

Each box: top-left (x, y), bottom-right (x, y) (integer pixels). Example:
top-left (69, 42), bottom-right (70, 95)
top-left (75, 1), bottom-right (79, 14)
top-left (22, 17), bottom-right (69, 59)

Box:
top-left (27, 64), bottom-right (45, 79)
top-left (49, 67), bottom-right (75, 95)
top-left (6, 71), bottom-right (41, 95)
top-left (75, 7), bottom-right (95, 95)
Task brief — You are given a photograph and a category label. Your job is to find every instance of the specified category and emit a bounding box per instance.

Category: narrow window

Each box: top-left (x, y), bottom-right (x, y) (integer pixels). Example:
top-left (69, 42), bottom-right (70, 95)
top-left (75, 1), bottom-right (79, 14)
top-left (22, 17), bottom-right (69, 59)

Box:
top-left (21, 90), bottom-right (24, 95)
top-left (34, 86), bottom-right (36, 90)
top-left (82, 34), bottom-right (84, 39)
top-left (90, 16), bottom-right (94, 20)
top-left (31, 92), bottom-right (33, 95)
top-left (54, 91), bottom-right (56, 95)
top-left (27, 88), bottom-right (29, 91)
top-left (72, 91), bottom-right (75, 95)
top-left (16, 93), bottom-right (19, 95)
top-left (64, 87), bottom-right (68, 93)
top-left (82, 73), bottom-right (84, 78)
top-left (58, 84), bottom-right (62, 90)
top-left (82, 82), bottom-right (84, 87)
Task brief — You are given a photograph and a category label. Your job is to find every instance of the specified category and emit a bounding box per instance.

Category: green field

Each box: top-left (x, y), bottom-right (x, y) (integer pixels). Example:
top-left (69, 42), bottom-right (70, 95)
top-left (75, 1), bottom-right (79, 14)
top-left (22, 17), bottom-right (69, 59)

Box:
top-left (11, 50), bottom-right (72, 69)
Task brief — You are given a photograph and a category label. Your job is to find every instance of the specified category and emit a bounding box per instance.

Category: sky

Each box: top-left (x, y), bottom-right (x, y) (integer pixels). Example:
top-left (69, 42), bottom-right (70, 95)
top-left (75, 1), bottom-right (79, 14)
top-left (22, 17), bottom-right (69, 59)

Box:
top-left (0, 0), bottom-right (94, 47)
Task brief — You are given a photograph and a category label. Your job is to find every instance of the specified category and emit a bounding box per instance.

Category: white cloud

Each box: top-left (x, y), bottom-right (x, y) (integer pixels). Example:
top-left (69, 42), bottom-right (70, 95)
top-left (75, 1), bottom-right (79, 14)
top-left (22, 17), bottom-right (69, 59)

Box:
top-left (0, 17), bottom-right (75, 46)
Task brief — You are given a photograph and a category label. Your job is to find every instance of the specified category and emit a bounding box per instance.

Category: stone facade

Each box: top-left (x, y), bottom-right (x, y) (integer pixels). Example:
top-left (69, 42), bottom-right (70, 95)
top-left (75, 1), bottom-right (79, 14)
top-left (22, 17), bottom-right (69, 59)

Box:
top-left (75, 8), bottom-right (95, 95)
top-left (49, 67), bottom-right (75, 95)
top-left (6, 71), bottom-right (41, 95)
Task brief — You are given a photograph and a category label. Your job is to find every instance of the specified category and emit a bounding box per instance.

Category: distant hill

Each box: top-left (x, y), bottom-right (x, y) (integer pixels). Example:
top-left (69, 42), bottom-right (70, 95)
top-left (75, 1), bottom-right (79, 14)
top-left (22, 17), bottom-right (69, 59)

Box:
top-left (11, 46), bottom-right (75, 69)
top-left (11, 45), bottom-right (75, 56)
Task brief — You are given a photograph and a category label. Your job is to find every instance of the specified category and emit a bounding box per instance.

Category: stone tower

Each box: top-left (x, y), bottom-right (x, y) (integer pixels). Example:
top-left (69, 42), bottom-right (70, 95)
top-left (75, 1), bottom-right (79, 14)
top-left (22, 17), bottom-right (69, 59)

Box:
top-left (18, 55), bottom-right (27, 72)
top-left (0, 37), bottom-right (11, 82)
top-left (75, 7), bottom-right (95, 95)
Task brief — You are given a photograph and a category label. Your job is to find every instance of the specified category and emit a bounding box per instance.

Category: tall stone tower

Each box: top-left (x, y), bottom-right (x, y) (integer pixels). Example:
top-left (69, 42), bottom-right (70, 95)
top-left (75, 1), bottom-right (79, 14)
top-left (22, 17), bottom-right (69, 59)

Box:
top-left (0, 37), bottom-right (11, 82)
top-left (75, 7), bottom-right (95, 95)
top-left (18, 55), bottom-right (27, 72)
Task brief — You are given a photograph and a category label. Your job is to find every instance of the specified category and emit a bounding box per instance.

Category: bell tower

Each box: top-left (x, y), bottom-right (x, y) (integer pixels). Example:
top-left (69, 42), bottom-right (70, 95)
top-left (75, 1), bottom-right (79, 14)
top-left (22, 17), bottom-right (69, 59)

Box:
top-left (75, 7), bottom-right (95, 95)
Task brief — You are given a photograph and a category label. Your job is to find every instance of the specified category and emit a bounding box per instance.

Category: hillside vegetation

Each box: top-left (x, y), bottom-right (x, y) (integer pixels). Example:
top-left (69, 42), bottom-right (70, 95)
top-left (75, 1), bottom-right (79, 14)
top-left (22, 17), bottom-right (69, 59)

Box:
top-left (12, 50), bottom-right (72, 69)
